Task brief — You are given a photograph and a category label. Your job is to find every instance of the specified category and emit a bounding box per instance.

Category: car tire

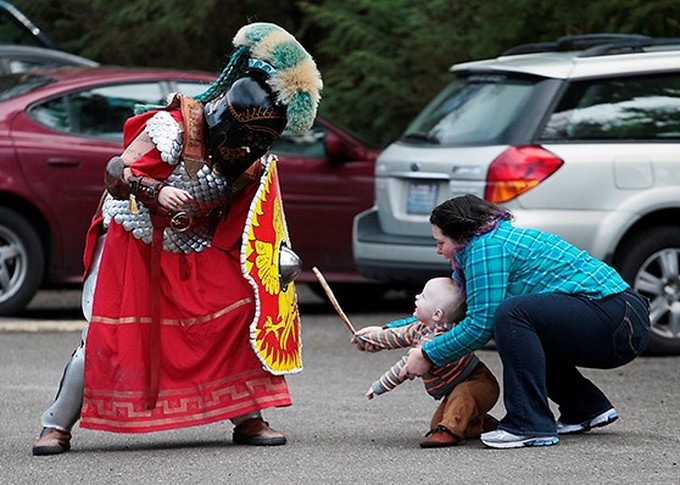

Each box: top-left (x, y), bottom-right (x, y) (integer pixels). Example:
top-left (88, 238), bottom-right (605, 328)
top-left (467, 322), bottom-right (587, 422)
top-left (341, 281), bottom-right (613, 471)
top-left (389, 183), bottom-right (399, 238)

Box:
top-left (616, 226), bottom-right (680, 356)
top-left (0, 208), bottom-right (44, 316)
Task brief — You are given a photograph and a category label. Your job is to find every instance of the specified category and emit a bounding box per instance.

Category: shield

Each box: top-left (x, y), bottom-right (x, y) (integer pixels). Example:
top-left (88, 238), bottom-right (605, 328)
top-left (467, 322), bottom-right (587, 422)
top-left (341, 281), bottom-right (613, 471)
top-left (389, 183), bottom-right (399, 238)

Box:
top-left (241, 155), bottom-right (302, 374)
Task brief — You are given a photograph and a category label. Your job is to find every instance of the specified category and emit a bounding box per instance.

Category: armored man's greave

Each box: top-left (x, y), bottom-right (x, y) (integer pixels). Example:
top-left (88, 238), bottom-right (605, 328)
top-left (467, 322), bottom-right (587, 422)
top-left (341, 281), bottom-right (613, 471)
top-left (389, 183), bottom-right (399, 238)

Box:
top-left (40, 326), bottom-right (87, 431)
top-left (40, 232), bottom-right (104, 432)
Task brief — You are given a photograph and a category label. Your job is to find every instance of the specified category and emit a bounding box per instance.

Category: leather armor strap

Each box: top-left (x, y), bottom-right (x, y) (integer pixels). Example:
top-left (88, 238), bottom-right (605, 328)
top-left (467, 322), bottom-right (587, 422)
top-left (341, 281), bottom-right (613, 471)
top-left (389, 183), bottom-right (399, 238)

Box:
top-left (179, 95), bottom-right (207, 177)
top-left (144, 212), bottom-right (176, 410)
top-left (128, 175), bottom-right (165, 206)
top-left (104, 156), bottom-right (165, 214)
top-left (142, 208), bottom-right (219, 410)
top-left (145, 221), bottom-right (164, 410)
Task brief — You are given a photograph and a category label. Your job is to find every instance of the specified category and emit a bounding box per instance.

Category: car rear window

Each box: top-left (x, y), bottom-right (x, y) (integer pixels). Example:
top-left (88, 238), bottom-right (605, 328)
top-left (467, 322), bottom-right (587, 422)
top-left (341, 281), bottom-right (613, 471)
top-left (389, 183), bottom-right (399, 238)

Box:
top-left (402, 74), bottom-right (537, 145)
top-left (0, 72), bottom-right (54, 101)
top-left (540, 72), bottom-right (680, 141)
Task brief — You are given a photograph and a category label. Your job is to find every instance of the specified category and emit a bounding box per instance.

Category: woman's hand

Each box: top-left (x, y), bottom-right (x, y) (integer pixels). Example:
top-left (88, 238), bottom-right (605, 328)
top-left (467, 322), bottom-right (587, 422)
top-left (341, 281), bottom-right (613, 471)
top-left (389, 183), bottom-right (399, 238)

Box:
top-left (158, 186), bottom-right (193, 211)
top-left (350, 326), bottom-right (383, 352)
top-left (398, 347), bottom-right (431, 380)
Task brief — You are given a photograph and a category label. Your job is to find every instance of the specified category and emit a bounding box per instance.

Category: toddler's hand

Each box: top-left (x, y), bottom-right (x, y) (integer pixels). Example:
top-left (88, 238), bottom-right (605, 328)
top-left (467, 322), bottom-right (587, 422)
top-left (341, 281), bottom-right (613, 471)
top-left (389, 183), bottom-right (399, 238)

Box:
top-left (351, 326), bottom-right (383, 352)
top-left (365, 386), bottom-right (375, 400)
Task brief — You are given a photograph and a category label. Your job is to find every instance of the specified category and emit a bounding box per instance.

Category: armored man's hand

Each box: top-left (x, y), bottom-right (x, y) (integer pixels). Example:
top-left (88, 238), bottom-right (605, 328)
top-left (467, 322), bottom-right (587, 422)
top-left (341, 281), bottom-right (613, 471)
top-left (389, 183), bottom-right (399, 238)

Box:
top-left (157, 186), bottom-right (193, 211)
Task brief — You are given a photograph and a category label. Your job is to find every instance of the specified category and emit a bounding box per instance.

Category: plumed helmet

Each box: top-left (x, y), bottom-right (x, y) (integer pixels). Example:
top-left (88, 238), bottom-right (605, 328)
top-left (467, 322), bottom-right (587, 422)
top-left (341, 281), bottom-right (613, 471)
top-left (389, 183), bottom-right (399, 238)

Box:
top-left (231, 22), bottom-right (323, 135)
top-left (195, 22), bottom-right (322, 179)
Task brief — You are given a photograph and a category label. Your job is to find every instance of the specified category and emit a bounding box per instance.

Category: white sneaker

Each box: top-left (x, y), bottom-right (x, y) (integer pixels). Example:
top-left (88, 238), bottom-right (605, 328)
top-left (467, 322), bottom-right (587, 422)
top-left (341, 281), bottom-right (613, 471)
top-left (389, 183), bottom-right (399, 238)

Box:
top-left (481, 429), bottom-right (559, 449)
top-left (556, 408), bottom-right (619, 435)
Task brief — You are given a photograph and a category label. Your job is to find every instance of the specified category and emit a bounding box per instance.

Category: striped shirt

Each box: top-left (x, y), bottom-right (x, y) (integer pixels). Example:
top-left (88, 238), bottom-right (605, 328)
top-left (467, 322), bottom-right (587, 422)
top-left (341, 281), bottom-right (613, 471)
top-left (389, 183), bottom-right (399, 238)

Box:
top-left (412, 220), bottom-right (629, 366)
top-left (358, 316), bottom-right (479, 400)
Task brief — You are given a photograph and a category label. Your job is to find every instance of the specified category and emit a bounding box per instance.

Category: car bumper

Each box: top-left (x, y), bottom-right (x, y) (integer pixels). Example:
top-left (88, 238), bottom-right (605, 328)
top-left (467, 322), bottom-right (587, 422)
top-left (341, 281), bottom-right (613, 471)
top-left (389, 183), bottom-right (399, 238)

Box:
top-left (353, 208), bottom-right (451, 284)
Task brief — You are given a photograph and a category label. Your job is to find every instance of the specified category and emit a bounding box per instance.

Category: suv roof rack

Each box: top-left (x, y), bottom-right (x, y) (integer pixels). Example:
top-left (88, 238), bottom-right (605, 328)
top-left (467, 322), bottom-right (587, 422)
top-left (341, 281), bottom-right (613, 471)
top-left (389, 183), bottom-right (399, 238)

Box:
top-left (578, 37), bottom-right (680, 57)
top-left (500, 33), bottom-right (680, 57)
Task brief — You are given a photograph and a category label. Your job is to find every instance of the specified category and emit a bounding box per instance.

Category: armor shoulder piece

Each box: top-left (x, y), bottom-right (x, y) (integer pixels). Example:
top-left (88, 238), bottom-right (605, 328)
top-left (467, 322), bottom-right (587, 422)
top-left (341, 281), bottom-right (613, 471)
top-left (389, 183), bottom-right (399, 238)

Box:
top-left (146, 111), bottom-right (183, 165)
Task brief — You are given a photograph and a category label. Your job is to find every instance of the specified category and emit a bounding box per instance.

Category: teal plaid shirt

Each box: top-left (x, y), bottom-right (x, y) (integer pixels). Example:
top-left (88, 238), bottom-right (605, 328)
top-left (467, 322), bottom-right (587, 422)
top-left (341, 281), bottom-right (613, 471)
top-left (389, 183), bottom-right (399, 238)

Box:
top-left (407, 221), bottom-right (629, 366)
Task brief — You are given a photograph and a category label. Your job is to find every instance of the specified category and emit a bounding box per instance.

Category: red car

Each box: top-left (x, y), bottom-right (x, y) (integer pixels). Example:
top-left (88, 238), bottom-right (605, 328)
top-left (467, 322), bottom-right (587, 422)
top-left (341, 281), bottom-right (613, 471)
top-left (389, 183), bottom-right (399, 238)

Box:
top-left (0, 66), bottom-right (381, 315)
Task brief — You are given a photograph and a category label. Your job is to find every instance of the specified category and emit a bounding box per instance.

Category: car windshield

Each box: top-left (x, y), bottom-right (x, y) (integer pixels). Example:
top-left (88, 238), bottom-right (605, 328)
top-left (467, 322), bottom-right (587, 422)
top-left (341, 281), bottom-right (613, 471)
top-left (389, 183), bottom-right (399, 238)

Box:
top-left (0, 72), bottom-right (54, 101)
top-left (402, 74), bottom-right (536, 145)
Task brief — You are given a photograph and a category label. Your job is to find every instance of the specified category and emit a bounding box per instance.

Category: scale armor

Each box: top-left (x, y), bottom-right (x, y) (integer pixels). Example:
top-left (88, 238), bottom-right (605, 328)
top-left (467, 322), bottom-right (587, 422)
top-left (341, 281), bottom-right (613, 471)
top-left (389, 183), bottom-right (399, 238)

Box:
top-left (146, 110), bottom-right (182, 165)
top-left (102, 112), bottom-right (229, 253)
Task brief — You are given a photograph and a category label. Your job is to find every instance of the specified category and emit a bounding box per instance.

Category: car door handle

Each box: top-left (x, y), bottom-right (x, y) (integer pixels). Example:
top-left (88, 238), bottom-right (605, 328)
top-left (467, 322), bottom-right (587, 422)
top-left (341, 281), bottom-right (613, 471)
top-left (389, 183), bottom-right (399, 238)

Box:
top-left (45, 157), bottom-right (81, 167)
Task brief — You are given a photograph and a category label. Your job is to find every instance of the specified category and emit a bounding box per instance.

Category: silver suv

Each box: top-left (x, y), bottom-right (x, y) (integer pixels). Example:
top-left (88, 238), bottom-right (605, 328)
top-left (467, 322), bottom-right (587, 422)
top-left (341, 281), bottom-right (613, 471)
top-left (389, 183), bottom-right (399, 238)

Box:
top-left (353, 34), bottom-right (680, 355)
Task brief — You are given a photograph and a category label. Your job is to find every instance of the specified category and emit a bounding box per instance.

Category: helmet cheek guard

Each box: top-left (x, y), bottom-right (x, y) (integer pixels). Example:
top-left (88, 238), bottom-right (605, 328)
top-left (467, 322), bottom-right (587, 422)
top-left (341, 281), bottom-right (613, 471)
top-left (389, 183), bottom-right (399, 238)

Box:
top-left (205, 73), bottom-right (287, 180)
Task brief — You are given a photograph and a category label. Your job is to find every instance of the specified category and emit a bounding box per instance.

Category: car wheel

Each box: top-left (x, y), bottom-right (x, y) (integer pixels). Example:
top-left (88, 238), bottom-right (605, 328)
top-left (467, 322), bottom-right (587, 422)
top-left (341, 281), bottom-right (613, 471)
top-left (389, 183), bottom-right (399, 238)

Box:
top-left (0, 208), bottom-right (44, 316)
top-left (616, 226), bottom-right (680, 355)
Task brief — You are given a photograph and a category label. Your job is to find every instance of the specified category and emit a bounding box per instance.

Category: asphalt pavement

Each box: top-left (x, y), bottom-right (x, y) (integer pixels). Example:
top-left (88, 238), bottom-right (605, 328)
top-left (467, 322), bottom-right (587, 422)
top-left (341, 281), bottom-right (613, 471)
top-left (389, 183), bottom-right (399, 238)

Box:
top-left (1, 288), bottom-right (678, 484)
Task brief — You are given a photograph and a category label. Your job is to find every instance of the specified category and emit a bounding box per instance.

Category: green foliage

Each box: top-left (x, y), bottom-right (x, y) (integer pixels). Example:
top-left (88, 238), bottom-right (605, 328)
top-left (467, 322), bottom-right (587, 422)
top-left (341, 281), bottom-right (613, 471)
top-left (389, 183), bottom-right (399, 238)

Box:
top-left (300, 0), bottom-right (475, 147)
top-left (8, 0), bottom-right (680, 147)
top-left (11, 0), bottom-right (301, 70)
top-left (302, 0), bottom-right (680, 147)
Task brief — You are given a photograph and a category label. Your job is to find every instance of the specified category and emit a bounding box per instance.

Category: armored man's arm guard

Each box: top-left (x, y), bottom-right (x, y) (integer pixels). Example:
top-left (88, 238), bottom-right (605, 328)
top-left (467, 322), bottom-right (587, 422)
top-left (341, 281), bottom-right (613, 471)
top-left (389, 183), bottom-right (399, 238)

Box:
top-left (104, 156), bottom-right (165, 211)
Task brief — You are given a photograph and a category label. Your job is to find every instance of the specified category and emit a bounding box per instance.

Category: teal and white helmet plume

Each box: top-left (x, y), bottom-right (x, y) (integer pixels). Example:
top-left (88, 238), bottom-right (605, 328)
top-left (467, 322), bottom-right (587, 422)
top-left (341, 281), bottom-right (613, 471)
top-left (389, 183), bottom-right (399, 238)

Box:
top-left (195, 22), bottom-right (323, 136)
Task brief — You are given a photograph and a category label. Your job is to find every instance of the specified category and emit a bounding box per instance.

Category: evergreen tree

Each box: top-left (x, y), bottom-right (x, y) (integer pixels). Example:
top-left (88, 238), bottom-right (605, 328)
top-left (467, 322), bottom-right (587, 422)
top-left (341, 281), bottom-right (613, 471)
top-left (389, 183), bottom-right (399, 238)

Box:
top-left (301, 0), bottom-right (481, 146)
top-left (10, 0), bottom-right (680, 147)
top-left (302, 0), bottom-right (680, 146)
top-left (12, 0), bottom-right (301, 71)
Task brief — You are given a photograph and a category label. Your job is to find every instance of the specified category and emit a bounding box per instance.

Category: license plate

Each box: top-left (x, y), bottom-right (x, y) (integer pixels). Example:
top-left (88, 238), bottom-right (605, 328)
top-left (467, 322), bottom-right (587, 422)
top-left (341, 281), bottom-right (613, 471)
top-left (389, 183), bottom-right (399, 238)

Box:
top-left (407, 182), bottom-right (438, 215)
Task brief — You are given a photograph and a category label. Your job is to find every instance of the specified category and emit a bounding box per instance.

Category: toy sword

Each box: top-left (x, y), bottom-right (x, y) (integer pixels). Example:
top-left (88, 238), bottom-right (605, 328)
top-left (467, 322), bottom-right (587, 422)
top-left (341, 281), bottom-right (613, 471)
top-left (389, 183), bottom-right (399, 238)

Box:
top-left (312, 266), bottom-right (357, 334)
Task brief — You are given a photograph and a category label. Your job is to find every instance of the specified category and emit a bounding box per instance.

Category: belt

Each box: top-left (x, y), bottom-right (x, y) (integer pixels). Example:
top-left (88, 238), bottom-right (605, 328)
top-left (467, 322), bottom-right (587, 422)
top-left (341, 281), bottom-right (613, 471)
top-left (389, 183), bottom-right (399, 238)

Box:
top-left (150, 210), bottom-right (217, 232)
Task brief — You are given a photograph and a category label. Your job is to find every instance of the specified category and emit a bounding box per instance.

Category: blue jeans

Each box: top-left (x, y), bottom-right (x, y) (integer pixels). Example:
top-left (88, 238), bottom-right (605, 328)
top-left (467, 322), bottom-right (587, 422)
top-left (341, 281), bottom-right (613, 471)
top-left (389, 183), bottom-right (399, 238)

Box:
top-left (493, 288), bottom-right (650, 436)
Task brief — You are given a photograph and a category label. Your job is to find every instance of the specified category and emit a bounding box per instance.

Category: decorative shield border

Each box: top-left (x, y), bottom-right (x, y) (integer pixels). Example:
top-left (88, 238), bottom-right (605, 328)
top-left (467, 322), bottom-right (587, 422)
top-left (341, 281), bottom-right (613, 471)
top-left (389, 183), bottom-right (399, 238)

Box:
top-left (240, 155), bottom-right (302, 374)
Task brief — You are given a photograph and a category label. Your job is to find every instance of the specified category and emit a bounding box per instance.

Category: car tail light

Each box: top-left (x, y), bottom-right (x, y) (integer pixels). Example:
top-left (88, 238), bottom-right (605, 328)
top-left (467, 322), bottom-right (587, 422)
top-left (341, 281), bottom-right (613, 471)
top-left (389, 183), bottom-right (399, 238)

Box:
top-left (484, 145), bottom-right (564, 203)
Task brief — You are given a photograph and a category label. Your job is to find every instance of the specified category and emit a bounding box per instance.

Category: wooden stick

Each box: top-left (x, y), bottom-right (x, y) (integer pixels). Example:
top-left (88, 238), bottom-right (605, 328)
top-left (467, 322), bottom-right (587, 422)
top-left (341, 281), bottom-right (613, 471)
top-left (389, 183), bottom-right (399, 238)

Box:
top-left (312, 266), bottom-right (357, 334)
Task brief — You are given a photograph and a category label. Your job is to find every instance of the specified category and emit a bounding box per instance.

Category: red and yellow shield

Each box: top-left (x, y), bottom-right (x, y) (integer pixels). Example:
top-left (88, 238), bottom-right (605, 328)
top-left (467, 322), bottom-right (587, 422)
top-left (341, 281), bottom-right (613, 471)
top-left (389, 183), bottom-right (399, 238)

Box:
top-left (241, 156), bottom-right (302, 374)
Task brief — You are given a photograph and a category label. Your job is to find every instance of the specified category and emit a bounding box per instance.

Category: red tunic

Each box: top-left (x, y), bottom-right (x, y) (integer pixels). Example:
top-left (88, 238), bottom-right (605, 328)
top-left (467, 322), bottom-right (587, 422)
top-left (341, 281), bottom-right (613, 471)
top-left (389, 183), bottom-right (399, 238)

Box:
top-left (80, 110), bottom-right (291, 433)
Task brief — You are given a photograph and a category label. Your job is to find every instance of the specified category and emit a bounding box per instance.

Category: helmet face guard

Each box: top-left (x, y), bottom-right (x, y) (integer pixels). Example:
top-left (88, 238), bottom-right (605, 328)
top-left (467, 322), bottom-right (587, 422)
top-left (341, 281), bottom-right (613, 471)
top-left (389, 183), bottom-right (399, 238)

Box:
top-left (204, 70), bottom-right (287, 179)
